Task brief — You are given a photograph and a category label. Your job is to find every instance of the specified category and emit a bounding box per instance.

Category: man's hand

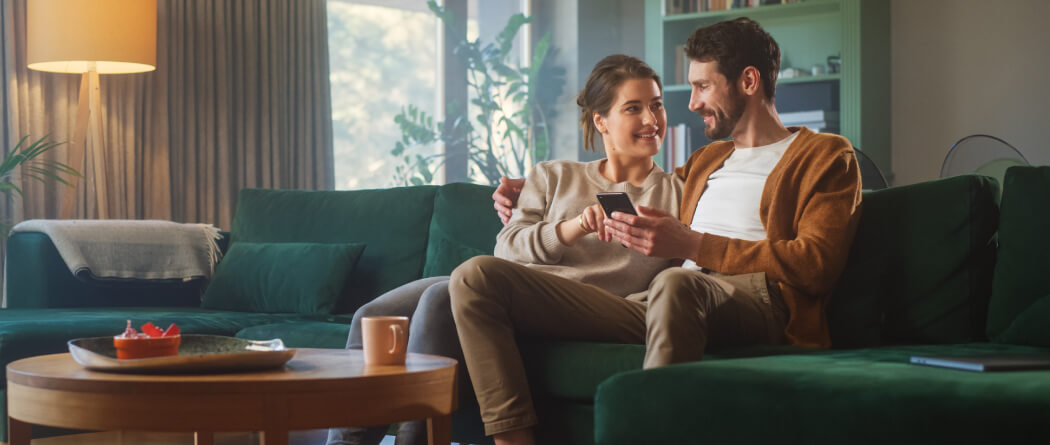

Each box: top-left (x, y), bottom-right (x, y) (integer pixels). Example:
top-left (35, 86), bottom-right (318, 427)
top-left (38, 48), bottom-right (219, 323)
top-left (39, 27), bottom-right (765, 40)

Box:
top-left (603, 206), bottom-right (701, 260)
top-left (492, 177), bottom-right (525, 224)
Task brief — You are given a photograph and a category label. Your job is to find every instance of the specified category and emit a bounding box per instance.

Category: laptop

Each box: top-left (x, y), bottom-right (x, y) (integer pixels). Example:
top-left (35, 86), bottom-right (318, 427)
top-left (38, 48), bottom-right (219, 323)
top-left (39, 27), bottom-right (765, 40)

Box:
top-left (910, 355), bottom-right (1050, 372)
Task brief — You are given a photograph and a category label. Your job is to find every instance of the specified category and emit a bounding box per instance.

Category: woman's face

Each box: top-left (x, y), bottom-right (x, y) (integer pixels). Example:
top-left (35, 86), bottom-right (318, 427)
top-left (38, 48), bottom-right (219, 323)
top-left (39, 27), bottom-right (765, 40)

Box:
top-left (595, 78), bottom-right (666, 161)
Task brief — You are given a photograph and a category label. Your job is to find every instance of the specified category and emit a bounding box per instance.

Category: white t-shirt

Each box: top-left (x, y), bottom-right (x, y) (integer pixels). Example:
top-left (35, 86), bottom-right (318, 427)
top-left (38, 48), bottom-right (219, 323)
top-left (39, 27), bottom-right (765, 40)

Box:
top-left (682, 131), bottom-right (799, 271)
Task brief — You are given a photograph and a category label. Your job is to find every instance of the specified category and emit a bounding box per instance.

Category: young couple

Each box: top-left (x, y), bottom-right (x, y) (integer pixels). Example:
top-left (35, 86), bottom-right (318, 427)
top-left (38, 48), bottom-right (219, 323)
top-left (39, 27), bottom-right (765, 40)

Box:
top-left (330, 17), bottom-right (862, 445)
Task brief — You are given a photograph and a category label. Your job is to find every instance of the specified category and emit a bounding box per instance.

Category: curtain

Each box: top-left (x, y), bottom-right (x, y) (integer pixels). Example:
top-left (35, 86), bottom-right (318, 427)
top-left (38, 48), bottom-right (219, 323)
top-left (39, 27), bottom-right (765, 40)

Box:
top-left (166, 0), bottom-right (334, 229)
top-left (1, 0), bottom-right (333, 301)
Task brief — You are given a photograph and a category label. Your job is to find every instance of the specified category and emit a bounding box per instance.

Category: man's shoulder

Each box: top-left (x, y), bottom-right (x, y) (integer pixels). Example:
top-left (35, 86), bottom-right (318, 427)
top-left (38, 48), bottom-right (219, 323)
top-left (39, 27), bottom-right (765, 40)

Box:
top-left (793, 128), bottom-right (854, 156)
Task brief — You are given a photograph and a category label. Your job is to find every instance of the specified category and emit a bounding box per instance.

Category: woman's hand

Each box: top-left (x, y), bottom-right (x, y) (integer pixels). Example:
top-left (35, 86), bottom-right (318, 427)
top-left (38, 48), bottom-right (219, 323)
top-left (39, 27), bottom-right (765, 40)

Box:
top-left (578, 204), bottom-right (612, 242)
top-left (556, 204), bottom-right (610, 246)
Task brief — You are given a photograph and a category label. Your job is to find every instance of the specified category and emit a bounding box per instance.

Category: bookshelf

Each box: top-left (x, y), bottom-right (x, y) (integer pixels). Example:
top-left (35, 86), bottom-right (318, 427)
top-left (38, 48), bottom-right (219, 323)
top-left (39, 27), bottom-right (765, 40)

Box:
top-left (645, 0), bottom-right (891, 181)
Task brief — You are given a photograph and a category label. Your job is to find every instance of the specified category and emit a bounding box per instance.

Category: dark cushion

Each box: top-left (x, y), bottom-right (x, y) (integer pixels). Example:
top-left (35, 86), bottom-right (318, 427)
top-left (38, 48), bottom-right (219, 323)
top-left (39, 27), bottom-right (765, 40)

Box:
top-left (828, 175), bottom-right (999, 347)
top-left (201, 242), bottom-right (365, 315)
top-left (231, 187), bottom-right (438, 313)
top-left (987, 166), bottom-right (1050, 341)
top-left (423, 183), bottom-right (503, 277)
top-left (595, 342), bottom-right (1050, 445)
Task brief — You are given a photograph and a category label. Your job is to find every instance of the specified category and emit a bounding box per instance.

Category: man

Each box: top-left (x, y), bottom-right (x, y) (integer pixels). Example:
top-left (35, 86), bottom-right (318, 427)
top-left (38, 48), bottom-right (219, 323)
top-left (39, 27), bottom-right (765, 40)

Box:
top-left (474, 18), bottom-right (861, 444)
top-left (491, 17), bottom-right (861, 357)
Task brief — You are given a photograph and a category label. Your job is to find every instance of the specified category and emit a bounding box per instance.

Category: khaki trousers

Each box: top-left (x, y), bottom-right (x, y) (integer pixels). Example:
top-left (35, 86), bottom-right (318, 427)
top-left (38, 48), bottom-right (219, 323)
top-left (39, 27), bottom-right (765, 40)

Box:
top-left (448, 256), bottom-right (787, 436)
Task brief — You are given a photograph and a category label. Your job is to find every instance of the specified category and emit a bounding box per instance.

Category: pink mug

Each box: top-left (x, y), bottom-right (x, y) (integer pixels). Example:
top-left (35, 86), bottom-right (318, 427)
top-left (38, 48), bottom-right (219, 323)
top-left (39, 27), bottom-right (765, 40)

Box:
top-left (361, 316), bottom-right (408, 365)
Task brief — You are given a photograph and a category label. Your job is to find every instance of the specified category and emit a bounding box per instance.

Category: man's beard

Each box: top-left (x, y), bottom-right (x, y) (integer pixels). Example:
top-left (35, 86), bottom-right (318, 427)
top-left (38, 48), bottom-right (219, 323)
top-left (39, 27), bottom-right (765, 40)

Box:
top-left (702, 86), bottom-right (746, 140)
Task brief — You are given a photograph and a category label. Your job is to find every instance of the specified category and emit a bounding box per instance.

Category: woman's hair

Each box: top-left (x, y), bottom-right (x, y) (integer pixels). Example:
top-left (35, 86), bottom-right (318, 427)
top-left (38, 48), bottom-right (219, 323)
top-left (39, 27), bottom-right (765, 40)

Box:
top-left (577, 54), bottom-right (662, 151)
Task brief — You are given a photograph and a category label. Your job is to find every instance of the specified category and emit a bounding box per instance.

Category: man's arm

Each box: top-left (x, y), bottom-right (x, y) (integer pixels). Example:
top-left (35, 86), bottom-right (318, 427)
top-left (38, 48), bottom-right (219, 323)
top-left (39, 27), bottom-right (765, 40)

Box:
top-left (493, 177), bottom-right (526, 224)
top-left (606, 147), bottom-right (862, 298)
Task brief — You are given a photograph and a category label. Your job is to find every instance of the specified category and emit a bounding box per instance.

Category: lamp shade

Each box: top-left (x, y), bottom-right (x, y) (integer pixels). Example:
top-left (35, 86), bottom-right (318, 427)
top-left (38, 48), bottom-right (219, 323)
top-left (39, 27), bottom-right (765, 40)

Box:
top-left (27, 0), bottom-right (157, 74)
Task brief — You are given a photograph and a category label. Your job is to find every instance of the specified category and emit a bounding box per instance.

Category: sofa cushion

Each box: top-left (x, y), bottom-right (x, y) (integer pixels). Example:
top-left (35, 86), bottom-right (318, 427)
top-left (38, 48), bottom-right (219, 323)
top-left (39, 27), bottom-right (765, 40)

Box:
top-left (521, 341), bottom-right (821, 403)
top-left (987, 166), bottom-right (1050, 341)
top-left (235, 320), bottom-right (352, 349)
top-left (594, 342), bottom-right (1050, 445)
top-left (828, 175), bottom-right (999, 347)
top-left (0, 307), bottom-right (342, 384)
top-left (423, 183), bottom-right (503, 277)
top-left (231, 187), bottom-right (439, 313)
top-left (201, 242), bottom-right (365, 315)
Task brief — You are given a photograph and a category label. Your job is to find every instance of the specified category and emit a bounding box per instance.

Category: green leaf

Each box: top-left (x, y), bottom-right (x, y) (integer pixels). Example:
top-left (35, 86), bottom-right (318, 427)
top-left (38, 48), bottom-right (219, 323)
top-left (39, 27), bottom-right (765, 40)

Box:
top-left (530, 32), bottom-right (552, 79)
top-left (496, 13), bottom-right (532, 59)
top-left (0, 182), bottom-right (23, 197)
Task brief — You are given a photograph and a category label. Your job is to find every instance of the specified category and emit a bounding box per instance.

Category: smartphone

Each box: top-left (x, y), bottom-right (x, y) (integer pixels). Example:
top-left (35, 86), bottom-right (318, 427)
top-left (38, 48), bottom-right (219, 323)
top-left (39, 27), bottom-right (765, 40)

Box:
top-left (596, 192), bottom-right (638, 218)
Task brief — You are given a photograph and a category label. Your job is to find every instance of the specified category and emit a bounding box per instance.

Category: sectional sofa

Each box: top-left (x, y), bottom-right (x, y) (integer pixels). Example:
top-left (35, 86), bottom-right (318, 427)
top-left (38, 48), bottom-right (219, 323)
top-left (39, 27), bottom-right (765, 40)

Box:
top-left (3, 167), bottom-right (1049, 444)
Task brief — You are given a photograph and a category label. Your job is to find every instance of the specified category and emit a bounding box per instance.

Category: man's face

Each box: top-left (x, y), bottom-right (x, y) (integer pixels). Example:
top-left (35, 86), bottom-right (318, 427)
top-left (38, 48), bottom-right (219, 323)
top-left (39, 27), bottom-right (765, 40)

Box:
top-left (687, 60), bottom-right (746, 140)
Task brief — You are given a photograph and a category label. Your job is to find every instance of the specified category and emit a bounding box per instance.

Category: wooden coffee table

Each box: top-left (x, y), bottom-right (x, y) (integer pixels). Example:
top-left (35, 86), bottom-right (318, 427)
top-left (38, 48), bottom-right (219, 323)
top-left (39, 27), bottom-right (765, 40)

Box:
top-left (6, 348), bottom-right (457, 445)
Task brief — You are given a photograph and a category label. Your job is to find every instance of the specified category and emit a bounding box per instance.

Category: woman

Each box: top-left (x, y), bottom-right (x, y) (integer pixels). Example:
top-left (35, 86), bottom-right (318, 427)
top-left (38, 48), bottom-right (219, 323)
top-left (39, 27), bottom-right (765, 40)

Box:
top-left (328, 54), bottom-right (680, 445)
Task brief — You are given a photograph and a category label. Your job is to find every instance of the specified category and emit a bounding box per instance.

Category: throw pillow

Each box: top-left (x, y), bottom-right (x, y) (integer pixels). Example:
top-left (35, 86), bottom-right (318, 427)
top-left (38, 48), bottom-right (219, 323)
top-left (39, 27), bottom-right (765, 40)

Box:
top-left (201, 242), bottom-right (366, 315)
top-left (987, 166), bottom-right (1050, 340)
top-left (827, 175), bottom-right (999, 347)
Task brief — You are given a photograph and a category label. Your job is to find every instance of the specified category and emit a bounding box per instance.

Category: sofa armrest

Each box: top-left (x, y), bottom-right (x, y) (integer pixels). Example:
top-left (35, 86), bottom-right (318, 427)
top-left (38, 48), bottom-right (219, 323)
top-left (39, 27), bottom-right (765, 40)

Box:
top-left (4, 230), bottom-right (230, 309)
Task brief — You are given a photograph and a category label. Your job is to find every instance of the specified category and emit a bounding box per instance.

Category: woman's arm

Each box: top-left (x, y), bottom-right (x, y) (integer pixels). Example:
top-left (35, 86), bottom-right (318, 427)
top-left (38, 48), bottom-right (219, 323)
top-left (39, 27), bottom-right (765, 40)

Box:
top-left (494, 163), bottom-right (600, 264)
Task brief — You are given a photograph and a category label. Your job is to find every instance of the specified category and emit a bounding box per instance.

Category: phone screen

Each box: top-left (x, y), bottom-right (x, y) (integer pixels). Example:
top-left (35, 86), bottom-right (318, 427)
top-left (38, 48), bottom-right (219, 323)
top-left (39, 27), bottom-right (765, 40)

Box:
top-left (596, 192), bottom-right (638, 218)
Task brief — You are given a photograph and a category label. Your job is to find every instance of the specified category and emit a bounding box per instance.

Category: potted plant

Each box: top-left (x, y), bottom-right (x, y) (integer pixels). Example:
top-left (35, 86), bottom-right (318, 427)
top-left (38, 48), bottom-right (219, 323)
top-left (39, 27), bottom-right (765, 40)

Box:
top-left (0, 135), bottom-right (79, 236)
top-left (391, 0), bottom-right (565, 186)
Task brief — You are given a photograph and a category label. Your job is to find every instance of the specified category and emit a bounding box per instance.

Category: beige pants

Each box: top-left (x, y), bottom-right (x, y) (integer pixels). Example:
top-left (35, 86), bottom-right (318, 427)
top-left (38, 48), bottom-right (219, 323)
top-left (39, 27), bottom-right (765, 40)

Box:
top-left (448, 256), bottom-right (788, 436)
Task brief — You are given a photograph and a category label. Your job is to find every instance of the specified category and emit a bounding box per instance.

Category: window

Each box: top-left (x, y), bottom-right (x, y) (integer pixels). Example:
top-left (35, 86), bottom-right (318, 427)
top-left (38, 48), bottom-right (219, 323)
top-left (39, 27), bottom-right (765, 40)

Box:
top-left (328, 0), bottom-right (529, 190)
top-left (327, 1), bottom-right (439, 190)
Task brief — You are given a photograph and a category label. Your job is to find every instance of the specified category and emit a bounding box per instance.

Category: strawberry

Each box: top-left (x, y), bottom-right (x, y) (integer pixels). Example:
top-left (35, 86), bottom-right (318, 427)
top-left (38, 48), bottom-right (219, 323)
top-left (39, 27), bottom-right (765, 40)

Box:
top-left (162, 323), bottom-right (180, 337)
top-left (141, 322), bottom-right (164, 338)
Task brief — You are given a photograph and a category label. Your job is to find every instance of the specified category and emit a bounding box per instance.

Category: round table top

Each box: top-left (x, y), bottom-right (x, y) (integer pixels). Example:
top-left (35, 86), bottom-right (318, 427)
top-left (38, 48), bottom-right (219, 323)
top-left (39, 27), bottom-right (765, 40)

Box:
top-left (6, 348), bottom-right (457, 394)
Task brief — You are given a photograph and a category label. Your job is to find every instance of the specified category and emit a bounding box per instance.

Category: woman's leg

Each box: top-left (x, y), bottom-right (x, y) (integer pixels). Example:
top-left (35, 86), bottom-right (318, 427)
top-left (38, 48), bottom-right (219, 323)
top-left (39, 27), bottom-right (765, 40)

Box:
top-left (327, 276), bottom-right (450, 445)
top-left (392, 279), bottom-right (480, 445)
top-left (345, 276), bottom-right (451, 348)
top-left (449, 256), bottom-right (648, 442)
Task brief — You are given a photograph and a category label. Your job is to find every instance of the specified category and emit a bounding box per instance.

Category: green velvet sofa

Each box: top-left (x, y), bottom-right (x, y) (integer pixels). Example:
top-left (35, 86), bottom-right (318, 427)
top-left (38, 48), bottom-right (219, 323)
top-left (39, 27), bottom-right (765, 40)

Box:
top-left (594, 166), bottom-right (1050, 444)
top-left (3, 167), bottom-right (1049, 444)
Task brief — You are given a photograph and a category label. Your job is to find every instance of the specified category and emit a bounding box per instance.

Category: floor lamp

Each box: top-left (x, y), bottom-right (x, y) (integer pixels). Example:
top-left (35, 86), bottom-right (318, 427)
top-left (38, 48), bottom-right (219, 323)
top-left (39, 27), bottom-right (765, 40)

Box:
top-left (26, 0), bottom-right (157, 219)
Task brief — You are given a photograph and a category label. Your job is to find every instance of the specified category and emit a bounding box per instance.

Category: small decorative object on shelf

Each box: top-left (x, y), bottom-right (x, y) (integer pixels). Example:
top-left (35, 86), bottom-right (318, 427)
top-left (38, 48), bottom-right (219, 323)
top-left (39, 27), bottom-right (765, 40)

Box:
top-left (826, 54), bottom-right (841, 74)
top-left (779, 67), bottom-right (809, 79)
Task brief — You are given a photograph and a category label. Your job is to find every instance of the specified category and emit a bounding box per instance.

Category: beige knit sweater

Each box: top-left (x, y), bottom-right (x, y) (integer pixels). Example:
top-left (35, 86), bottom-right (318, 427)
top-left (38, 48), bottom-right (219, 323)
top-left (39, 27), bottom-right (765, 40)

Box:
top-left (495, 159), bottom-right (683, 297)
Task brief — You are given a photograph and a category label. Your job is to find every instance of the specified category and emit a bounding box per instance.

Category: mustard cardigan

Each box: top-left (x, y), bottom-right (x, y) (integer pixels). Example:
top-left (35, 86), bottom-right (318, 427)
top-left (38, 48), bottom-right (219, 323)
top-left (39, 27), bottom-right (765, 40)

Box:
top-left (675, 127), bottom-right (863, 348)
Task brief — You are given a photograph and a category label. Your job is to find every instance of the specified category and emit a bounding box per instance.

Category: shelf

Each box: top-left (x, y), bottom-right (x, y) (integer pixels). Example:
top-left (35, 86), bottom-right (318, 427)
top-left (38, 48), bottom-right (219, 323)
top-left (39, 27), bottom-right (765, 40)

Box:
top-left (777, 73), bottom-right (840, 84)
top-left (663, 0), bottom-right (840, 23)
top-left (663, 73), bottom-right (839, 92)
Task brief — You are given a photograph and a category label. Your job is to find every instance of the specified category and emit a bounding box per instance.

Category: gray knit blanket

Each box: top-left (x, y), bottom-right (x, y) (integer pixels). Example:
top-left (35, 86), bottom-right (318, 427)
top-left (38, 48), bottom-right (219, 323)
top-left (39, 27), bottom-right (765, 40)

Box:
top-left (10, 219), bottom-right (223, 281)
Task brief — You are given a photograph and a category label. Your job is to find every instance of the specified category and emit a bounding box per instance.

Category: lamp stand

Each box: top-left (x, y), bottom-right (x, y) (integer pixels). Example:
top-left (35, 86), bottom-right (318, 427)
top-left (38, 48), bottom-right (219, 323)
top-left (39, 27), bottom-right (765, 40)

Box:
top-left (60, 66), bottom-right (109, 219)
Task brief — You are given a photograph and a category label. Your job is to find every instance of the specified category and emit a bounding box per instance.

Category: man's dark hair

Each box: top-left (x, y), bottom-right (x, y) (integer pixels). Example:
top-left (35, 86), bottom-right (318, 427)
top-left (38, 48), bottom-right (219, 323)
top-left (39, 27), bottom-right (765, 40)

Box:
top-left (684, 17), bottom-right (780, 100)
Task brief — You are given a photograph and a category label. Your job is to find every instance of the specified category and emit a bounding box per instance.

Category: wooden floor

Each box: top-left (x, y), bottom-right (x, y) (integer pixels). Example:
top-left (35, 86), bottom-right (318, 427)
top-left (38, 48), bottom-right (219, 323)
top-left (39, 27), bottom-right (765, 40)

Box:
top-left (1, 429), bottom-right (331, 445)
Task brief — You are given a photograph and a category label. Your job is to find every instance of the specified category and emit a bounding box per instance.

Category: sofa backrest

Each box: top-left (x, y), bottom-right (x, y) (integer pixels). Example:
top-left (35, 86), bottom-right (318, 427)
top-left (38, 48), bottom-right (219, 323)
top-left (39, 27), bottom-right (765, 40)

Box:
top-left (231, 187), bottom-right (439, 313)
top-left (985, 166), bottom-right (1050, 344)
top-left (828, 174), bottom-right (1000, 348)
top-left (422, 183), bottom-right (503, 277)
